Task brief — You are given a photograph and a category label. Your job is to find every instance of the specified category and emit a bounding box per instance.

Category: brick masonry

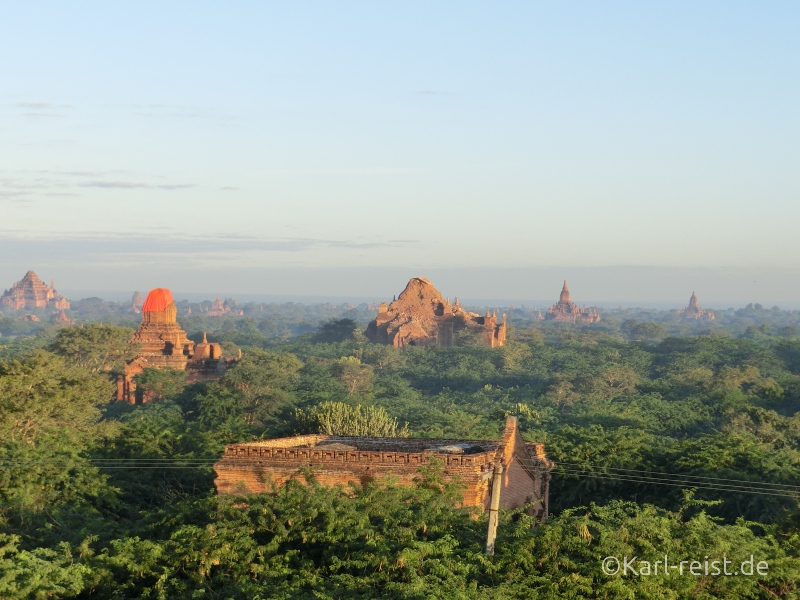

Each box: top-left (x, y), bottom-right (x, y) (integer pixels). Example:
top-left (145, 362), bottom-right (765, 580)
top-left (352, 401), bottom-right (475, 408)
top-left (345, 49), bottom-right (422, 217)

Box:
top-left (214, 416), bottom-right (552, 519)
top-left (117, 288), bottom-right (235, 403)
top-left (365, 277), bottom-right (507, 348)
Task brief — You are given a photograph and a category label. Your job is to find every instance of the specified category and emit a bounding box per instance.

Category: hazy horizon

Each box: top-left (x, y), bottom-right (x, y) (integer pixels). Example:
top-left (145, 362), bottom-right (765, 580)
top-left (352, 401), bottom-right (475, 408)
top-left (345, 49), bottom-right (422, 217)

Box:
top-left (6, 265), bottom-right (799, 310)
top-left (3, 3), bottom-right (799, 304)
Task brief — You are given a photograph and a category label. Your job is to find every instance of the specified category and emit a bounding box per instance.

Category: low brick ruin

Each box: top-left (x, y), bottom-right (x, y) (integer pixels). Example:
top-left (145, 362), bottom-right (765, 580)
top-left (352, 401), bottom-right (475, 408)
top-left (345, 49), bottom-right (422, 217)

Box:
top-left (214, 416), bottom-right (551, 518)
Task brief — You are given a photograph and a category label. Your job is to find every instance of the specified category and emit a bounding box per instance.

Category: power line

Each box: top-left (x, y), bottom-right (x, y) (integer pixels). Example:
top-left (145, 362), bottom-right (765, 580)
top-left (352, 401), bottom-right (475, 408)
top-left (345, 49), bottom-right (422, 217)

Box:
top-left (512, 457), bottom-right (800, 500)
top-left (0, 458), bottom-right (218, 470)
top-left (512, 457), bottom-right (799, 498)
top-left (513, 456), bottom-right (800, 493)
top-left (552, 461), bottom-right (800, 493)
top-left (2, 456), bottom-right (799, 501)
top-left (551, 465), bottom-right (799, 500)
top-left (551, 465), bottom-right (800, 494)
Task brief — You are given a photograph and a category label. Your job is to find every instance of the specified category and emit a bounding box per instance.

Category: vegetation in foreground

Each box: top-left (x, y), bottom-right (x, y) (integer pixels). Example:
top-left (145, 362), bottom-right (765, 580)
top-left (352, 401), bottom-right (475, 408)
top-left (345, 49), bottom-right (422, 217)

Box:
top-left (1, 312), bottom-right (799, 598)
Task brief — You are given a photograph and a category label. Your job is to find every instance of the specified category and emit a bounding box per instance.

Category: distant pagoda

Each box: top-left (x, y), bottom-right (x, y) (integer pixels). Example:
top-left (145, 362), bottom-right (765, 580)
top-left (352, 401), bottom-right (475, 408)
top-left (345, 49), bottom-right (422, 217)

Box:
top-left (545, 280), bottom-right (600, 323)
top-left (366, 277), bottom-right (506, 348)
top-left (54, 309), bottom-right (75, 325)
top-left (208, 296), bottom-right (230, 316)
top-left (679, 292), bottom-right (715, 321)
top-left (1, 270), bottom-right (70, 310)
top-left (129, 291), bottom-right (144, 314)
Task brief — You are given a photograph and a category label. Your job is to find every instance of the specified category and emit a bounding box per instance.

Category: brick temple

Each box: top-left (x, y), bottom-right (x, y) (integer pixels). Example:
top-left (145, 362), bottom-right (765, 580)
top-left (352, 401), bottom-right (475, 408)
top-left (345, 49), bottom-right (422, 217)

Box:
top-left (54, 309), bottom-right (74, 325)
top-left (128, 291), bottom-right (144, 314)
top-left (366, 277), bottom-right (507, 348)
top-left (208, 296), bottom-right (230, 316)
top-left (545, 280), bottom-right (600, 323)
top-left (1, 270), bottom-right (70, 311)
top-left (679, 292), bottom-right (715, 321)
top-left (214, 416), bottom-right (551, 519)
top-left (117, 287), bottom-right (236, 403)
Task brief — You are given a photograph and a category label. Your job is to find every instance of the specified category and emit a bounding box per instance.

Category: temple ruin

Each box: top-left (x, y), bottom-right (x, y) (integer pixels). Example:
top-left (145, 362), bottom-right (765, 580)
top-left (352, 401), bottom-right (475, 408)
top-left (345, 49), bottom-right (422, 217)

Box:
top-left (117, 287), bottom-right (236, 403)
top-left (54, 309), bottom-right (75, 325)
top-left (208, 297), bottom-right (231, 316)
top-left (545, 280), bottom-right (600, 323)
top-left (366, 277), bottom-right (506, 348)
top-left (1, 270), bottom-right (70, 311)
top-left (679, 292), bottom-right (715, 321)
top-left (214, 416), bottom-right (551, 519)
top-left (128, 291), bottom-right (144, 314)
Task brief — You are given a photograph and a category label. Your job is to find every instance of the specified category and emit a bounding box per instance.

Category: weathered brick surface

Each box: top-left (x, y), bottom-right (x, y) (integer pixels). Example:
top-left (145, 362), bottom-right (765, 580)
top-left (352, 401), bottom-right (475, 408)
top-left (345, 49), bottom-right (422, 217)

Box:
top-left (365, 277), bottom-right (507, 348)
top-left (1, 270), bottom-right (70, 310)
top-left (117, 287), bottom-right (235, 403)
top-left (215, 416), bottom-right (551, 518)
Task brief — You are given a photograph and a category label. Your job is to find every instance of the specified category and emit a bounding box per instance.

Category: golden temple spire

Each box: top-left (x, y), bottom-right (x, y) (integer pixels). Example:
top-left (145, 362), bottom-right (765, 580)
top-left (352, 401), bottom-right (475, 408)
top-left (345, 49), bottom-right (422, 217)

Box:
top-left (560, 280), bottom-right (571, 303)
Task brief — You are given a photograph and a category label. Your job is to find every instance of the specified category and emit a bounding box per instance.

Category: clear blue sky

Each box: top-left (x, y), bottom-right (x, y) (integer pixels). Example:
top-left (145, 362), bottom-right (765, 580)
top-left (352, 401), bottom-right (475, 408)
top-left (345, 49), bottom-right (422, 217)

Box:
top-left (2, 2), bottom-right (799, 304)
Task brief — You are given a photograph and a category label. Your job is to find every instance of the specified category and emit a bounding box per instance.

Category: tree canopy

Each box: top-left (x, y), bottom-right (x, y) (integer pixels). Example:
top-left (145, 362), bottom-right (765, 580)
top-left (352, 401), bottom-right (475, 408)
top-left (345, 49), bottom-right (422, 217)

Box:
top-left (1, 317), bottom-right (800, 598)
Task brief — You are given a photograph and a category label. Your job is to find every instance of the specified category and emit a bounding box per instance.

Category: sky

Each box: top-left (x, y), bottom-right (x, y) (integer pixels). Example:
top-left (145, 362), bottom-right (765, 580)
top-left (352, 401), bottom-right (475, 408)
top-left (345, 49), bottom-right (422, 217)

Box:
top-left (1, 2), bottom-right (799, 305)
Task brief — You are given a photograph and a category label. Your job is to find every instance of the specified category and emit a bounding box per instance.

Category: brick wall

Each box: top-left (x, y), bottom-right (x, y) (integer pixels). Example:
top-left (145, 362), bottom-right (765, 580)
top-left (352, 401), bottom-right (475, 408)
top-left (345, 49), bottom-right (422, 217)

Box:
top-left (214, 416), bottom-right (550, 517)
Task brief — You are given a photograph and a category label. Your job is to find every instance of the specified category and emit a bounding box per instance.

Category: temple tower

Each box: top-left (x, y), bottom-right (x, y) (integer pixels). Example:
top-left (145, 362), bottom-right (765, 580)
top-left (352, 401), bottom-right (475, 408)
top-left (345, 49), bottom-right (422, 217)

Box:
top-left (545, 280), bottom-right (600, 323)
top-left (559, 280), bottom-right (571, 303)
top-left (118, 287), bottom-right (235, 403)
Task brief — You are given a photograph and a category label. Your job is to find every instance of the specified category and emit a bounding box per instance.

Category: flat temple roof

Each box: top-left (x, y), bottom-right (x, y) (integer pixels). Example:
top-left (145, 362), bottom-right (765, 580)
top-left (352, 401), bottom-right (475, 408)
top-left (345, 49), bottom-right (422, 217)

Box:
top-left (226, 434), bottom-right (501, 455)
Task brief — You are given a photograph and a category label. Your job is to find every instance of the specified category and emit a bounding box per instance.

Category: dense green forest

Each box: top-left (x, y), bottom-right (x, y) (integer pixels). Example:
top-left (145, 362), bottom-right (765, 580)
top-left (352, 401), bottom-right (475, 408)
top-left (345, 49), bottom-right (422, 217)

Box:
top-left (1, 304), bottom-right (799, 598)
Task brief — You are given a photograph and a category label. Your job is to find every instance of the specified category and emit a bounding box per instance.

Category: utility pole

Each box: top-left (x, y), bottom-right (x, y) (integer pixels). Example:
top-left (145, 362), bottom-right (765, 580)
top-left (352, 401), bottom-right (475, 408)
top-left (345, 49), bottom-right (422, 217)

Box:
top-left (485, 462), bottom-right (504, 556)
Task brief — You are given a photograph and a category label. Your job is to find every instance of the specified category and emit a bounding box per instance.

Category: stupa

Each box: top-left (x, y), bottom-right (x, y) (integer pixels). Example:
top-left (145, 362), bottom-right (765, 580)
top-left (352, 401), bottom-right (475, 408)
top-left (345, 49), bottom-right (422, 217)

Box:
top-left (129, 288), bottom-right (194, 363)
